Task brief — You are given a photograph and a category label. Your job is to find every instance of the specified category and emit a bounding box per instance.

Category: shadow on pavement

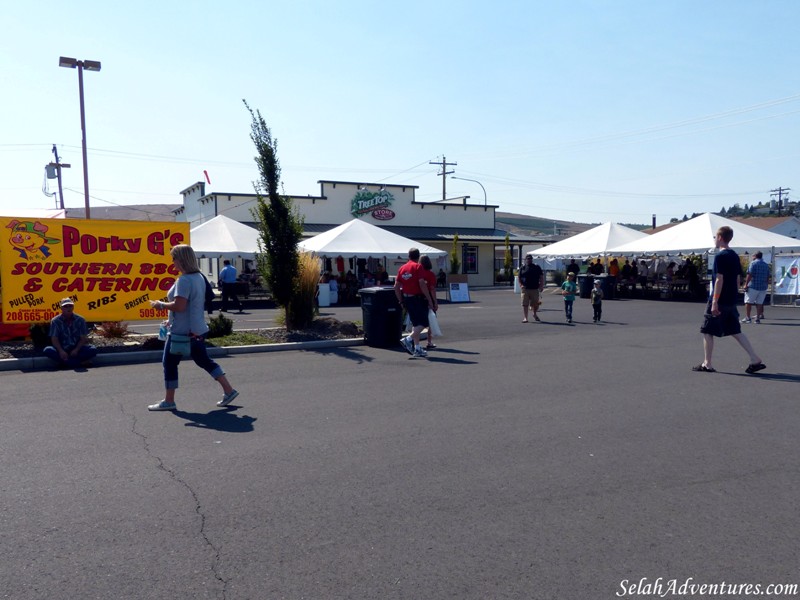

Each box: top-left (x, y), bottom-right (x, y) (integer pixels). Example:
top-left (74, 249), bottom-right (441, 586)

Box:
top-left (428, 348), bottom-right (479, 356)
top-left (313, 347), bottom-right (375, 363)
top-left (729, 372), bottom-right (800, 382)
top-left (426, 357), bottom-right (479, 365)
top-left (174, 407), bottom-right (257, 432)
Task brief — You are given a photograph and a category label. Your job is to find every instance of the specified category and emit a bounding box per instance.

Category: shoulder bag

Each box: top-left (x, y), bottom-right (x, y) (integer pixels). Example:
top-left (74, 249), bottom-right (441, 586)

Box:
top-left (169, 333), bottom-right (192, 356)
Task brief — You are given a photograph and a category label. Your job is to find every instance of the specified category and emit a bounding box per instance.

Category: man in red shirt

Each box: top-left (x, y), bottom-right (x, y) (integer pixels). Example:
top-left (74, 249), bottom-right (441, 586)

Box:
top-left (394, 247), bottom-right (434, 358)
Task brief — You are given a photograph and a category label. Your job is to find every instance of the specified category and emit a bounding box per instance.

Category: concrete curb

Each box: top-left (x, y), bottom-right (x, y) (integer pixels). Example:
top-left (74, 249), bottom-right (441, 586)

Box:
top-left (0, 338), bottom-right (365, 373)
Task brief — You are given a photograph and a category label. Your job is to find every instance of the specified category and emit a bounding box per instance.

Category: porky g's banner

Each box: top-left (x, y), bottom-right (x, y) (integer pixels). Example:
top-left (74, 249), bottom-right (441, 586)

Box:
top-left (0, 217), bottom-right (190, 323)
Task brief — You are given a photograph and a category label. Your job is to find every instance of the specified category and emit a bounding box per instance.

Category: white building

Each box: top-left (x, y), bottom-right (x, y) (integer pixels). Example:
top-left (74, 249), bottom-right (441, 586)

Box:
top-left (175, 180), bottom-right (543, 287)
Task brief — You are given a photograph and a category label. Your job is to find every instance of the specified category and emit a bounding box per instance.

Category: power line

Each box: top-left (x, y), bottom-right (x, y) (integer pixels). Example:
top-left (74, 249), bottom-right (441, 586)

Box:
top-left (456, 169), bottom-right (769, 200)
top-left (461, 93), bottom-right (800, 161)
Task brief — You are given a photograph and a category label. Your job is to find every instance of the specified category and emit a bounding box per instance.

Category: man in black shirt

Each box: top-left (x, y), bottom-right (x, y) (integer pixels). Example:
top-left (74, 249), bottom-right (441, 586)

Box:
top-left (518, 255), bottom-right (544, 322)
top-left (566, 259), bottom-right (580, 279)
top-left (693, 226), bottom-right (765, 374)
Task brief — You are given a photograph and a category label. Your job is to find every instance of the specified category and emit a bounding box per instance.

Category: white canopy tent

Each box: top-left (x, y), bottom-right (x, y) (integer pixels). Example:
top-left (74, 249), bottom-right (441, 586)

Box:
top-left (529, 222), bottom-right (648, 258)
top-left (298, 219), bottom-right (446, 259)
top-left (189, 214), bottom-right (261, 259)
top-left (610, 213), bottom-right (800, 256)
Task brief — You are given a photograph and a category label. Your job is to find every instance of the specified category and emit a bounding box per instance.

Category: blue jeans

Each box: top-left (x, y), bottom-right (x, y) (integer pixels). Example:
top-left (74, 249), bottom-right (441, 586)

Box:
top-left (163, 334), bottom-right (224, 390)
top-left (564, 300), bottom-right (574, 320)
top-left (221, 282), bottom-right (242, 311)
top-left (43, 345), bottom-right (98, 367)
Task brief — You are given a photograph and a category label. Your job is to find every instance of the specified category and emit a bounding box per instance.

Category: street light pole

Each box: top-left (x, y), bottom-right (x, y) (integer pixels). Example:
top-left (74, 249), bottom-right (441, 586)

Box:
top-left (59, 56), bottom-right (101, 219)
top-left (450, 176), bottom-right (487, 207)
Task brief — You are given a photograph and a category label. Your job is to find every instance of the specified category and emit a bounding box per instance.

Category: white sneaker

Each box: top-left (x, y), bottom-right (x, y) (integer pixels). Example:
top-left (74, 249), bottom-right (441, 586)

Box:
top-left (412, 347), bottom-right (428, 359)
top-left (148, 400), bottom-right (177, 411)
top-left (217, 389), bottom-right (239, 407)
top-left (400, 336), bottom-right (414, 355)
top-left (741, 317), bottom-right (751, 323)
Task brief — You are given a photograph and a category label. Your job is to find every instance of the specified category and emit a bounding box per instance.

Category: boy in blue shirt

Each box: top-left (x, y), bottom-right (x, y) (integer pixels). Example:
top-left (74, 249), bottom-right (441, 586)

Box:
top-left (561, 272), bottom-right (578, 323)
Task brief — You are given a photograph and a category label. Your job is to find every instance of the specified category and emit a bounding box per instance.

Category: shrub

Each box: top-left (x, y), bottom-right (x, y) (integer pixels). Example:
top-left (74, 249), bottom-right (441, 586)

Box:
top-left (96, 321), bottom-right (129, 338)
top-left (207, 313), bottom-right (234, 338)
top-left (286, 251), bottom-right (320, 329)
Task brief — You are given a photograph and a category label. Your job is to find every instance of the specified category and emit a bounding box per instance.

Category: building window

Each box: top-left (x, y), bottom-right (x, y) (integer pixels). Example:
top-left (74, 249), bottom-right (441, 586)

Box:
top-left (463, 246), bottom-right (478, 274)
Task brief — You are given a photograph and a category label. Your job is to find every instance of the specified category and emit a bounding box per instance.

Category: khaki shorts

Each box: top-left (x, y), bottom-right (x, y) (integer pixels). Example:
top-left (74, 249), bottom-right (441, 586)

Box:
top-left (521, 288), bottom-right (541, 309)
top-left (744, 288), bottom-right (767, 305)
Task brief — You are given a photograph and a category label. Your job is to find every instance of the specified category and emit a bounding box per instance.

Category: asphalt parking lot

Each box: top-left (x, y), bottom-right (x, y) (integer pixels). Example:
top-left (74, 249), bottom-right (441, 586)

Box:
top-left (2, 288), bottom-right (799, 599)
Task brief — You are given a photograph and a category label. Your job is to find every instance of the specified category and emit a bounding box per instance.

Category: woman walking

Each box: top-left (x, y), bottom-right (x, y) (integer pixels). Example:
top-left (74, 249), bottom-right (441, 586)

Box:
top-left (419, 254), bottom-right (439, 350)
top-left (148, 244), bottom-right (239, 411)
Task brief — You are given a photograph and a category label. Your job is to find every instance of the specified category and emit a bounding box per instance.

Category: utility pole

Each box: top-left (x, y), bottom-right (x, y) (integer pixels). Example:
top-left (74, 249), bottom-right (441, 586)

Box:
top-left (770, 187), bottom-right (791, 216)
top-left (430, 156), bottom-right (457, 201)
top-left (47, 144), bottom-right (70, 210)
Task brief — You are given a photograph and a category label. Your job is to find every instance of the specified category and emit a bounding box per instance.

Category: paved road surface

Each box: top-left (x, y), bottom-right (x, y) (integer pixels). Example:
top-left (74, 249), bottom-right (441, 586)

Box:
top-left (2, 289), bottom-right (799, 599)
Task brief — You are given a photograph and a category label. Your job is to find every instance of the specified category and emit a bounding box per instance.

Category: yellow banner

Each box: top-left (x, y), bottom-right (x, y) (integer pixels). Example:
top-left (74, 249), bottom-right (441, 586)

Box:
top-left (0, 217), bottom-right (190, 323)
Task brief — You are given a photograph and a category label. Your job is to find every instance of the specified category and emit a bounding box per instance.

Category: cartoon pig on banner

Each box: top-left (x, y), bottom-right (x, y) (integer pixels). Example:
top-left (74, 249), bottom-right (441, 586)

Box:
top-left (6, 220), bottom-right (61, 261)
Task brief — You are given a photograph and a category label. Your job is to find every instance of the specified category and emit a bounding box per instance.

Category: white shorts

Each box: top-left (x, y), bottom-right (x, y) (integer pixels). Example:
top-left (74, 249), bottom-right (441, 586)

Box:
top-left (744, 288), bottom-right (767, 305)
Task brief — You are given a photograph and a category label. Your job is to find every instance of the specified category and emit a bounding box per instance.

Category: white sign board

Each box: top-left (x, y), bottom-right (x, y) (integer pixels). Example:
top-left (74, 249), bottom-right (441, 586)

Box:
top-left (317, 283), bottom-right (330, 307)
top-left (775, 256), bottom-right (800, 295)
top-left (449, 282), bottom-right (471, 302)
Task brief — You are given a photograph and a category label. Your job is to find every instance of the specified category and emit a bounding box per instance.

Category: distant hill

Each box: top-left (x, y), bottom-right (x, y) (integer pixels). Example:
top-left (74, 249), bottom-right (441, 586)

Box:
top-left (496, 212), bottom-right (596, 237)
top-left (65, 204), bottom-right (180, 221)
top-left (496, 212), bottom-right (649, 238)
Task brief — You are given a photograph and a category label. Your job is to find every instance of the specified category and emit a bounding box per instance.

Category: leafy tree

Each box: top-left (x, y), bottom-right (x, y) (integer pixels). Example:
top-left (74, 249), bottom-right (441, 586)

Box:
top-left (244, 100), bottom-right (309, 329)
top-left (450, 233), bottom-right (461, 274)
top-left (503, 233), bottom-right (513, 285)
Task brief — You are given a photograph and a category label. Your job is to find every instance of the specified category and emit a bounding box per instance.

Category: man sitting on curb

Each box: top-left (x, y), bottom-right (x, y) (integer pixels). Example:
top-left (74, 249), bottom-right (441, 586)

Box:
top-left (43, 297), bottom-right (98, 369)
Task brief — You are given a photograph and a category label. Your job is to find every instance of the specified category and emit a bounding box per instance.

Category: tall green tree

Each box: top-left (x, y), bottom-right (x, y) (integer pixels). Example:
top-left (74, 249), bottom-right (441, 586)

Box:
top-left (503, 233), bottom-right (513, 285)
top-left (244, 100), bottom-right (310, 329)
top-left (450, 233), bottom-right (461, 274)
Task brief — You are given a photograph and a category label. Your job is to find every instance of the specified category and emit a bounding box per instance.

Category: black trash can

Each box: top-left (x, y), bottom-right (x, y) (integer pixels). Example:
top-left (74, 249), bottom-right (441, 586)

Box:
top-left (359, 287), bottom-right (403, 348)
top-left (578, 274), bottom-right (594, 298)
top-left (597, 275), bottom-right (616, 300)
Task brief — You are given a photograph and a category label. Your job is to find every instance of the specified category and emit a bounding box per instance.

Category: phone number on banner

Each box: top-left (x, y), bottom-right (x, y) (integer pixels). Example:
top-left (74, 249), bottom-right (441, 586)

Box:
top-left (4, 309), bottom-right (59, 323)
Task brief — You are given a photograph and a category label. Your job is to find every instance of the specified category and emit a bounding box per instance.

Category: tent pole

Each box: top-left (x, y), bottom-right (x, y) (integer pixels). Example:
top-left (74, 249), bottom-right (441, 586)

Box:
top-left (769, 246), bottom-right (775, 307)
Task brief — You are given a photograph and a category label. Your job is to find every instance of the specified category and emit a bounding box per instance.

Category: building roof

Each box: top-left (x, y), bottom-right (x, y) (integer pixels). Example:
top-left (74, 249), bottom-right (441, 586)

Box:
top-left (729, 215), bottom-right (800, 231)
top-left (65, 205), bottom-right (179, 221)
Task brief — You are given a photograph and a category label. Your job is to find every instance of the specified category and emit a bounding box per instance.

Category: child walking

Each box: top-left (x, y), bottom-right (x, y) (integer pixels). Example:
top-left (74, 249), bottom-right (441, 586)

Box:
top-left (561, 272), bottom-right (578, 323)
top-left (591, 279), bottom-right (604, 323)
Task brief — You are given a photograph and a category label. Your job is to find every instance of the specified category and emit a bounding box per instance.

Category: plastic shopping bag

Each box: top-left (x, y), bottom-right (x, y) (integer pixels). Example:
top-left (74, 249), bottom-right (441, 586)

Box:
top-left (428, 309), bottom-right (443, 337)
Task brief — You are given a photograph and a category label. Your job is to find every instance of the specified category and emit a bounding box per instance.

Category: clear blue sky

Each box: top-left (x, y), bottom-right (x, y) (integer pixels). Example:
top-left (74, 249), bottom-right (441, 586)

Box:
top-left (2, 0), bottom-right (798, 225)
